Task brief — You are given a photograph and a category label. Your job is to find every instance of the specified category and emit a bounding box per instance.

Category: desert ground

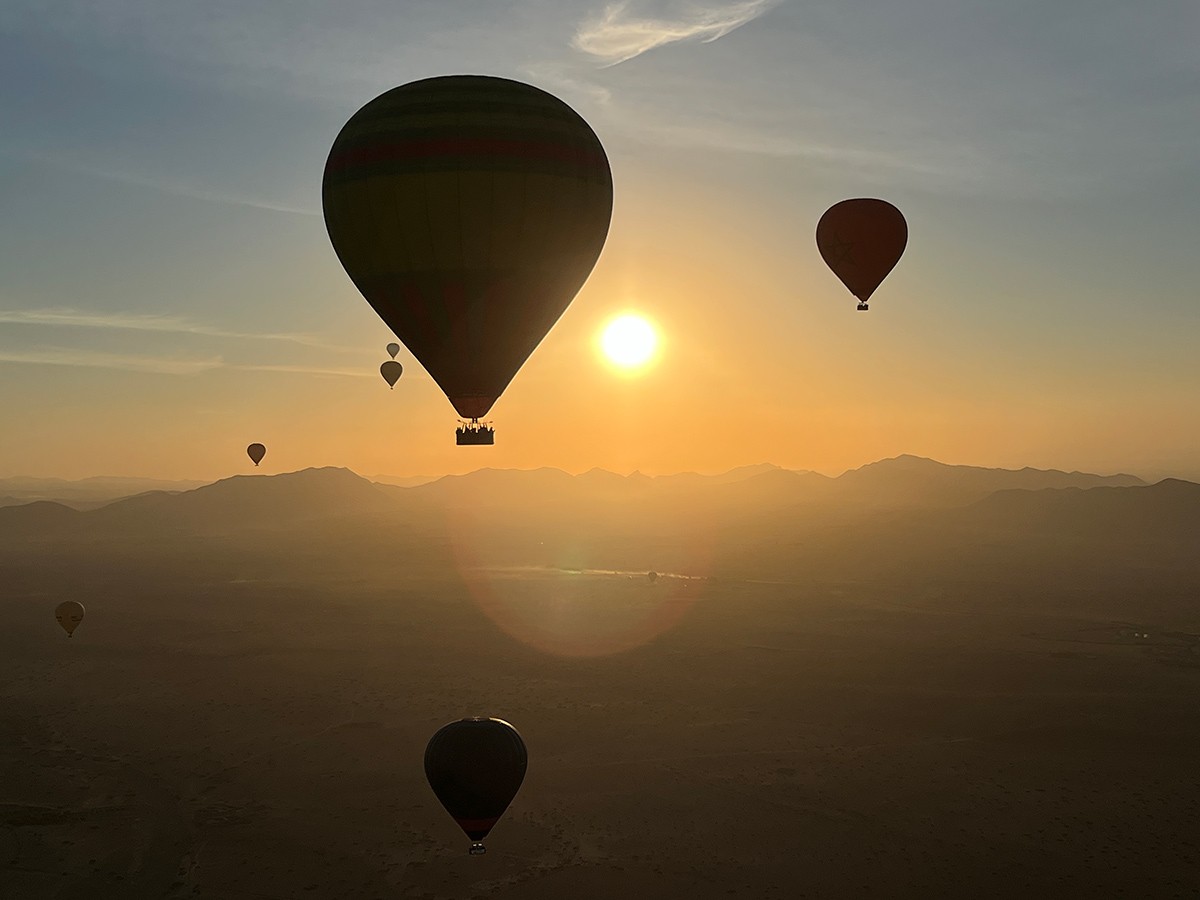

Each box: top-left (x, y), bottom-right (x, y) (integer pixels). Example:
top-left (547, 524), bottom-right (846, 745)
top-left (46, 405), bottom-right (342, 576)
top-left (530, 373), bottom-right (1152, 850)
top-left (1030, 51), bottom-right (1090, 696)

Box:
top-left (3, 531), bottom-right (1198, 898)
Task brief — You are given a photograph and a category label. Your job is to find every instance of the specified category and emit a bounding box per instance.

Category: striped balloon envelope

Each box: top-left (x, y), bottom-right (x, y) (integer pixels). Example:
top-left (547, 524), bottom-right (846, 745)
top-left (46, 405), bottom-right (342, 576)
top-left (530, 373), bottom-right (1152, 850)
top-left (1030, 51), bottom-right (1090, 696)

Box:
top-left (322, 75), bottom-right (613, 426)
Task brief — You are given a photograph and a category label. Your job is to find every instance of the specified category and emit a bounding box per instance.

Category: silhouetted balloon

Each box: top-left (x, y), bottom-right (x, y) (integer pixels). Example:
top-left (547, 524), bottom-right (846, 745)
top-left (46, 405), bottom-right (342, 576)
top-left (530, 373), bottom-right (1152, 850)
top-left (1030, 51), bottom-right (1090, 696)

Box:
top-left (425, 717), bottom-right (527, 855)
top-left (816, 199), bottom-right (907, 310)
top-left (380, 360), bottom-right (403, 389)
top-left (323, 76), bottom-right (613, 425)
top-left (55, 600), bottom-right (84, 637)
top-left (386, 342), bottom-right (400, 360)
top-left (247, 443), bottom-right (266, 466)
top-left (647, 570), bottom-right (658, 583)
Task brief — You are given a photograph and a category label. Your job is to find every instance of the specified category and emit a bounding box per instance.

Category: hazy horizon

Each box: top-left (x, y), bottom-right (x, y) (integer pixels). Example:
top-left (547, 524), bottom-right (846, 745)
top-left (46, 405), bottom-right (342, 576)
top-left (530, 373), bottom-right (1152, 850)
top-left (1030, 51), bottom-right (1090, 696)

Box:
top-left (0, 451), bottom-right (1179, 487)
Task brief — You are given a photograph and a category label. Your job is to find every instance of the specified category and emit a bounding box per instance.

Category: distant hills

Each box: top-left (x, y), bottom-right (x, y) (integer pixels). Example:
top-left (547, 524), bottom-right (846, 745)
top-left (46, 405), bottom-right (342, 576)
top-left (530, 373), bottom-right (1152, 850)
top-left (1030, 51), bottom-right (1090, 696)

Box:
top-left (835, 453), bottom-right (1143, 506)
top-left (0, 456), bottom-right (1147, 513)
top-left (368, 473), bottom-right (442, 489)
top-left (0, 457), bottom-right (1190, 586)
top-left (0, 475), bottom-right (206, 509)
top-left (93, 467), bottom-right (398, 533)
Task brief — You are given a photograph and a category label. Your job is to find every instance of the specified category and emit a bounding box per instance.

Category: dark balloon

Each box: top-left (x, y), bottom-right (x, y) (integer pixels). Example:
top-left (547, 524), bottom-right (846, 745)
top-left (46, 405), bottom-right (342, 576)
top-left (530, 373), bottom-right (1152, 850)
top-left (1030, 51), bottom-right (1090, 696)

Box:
top-left (380, 360), bottom-right (403, 389)
top-left (55, 600), bottom-right (85, 637)
top-left (816, 199), bottom-right (907, 309)
top-left (647, 570), bottom-right (658, 583)
top-left (386, 342), bottom-right (400, 360)
top-left (247, 443), bottom-right (266, 466)
top-left (323, 76), bottom-right (613, 424)
top-left (425, 717), bottom-right (527, 854)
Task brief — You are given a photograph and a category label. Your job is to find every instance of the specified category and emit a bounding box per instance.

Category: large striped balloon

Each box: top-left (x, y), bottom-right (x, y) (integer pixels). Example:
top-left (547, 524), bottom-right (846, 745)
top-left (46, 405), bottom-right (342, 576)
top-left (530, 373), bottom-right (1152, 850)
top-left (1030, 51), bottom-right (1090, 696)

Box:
top-left (323, 76), bottom-right (614, 421)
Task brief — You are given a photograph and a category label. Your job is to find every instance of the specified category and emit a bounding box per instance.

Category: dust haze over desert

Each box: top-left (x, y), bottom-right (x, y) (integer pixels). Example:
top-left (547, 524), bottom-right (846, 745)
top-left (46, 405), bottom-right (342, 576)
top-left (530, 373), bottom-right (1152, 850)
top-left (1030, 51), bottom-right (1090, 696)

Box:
top-left (3, 1), bottom-right (1200, 899)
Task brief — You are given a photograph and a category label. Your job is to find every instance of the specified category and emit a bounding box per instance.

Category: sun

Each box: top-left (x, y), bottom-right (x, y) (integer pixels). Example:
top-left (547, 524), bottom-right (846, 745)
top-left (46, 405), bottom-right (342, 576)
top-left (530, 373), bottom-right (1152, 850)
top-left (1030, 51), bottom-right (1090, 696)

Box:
top-left (599, 314), bottom-right (658, 371)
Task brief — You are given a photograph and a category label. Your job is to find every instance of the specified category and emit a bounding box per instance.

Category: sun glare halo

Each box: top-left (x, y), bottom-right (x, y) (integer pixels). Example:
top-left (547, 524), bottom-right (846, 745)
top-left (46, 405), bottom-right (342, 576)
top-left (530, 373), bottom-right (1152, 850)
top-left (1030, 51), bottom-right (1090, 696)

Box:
top-left (600, 314), bottom-right (658, 371)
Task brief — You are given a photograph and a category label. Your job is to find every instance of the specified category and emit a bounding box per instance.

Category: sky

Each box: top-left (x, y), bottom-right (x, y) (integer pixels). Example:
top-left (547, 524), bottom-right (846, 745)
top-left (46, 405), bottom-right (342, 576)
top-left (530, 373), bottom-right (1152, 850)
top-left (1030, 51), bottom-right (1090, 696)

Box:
top-left (1, 0), bottom-right (1198, 482)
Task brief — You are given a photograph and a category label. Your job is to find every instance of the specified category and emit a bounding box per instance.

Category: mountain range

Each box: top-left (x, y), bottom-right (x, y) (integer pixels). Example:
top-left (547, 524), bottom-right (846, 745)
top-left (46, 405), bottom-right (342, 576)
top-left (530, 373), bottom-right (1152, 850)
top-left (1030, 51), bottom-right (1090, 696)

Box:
top-left (1, 457), bottom-right (1191, 584)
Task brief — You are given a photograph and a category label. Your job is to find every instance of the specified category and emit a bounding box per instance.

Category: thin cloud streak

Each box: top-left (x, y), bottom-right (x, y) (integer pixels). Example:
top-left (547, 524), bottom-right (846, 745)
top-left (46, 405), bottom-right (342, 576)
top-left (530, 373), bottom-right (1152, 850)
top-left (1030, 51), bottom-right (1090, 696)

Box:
top-left (573, 0), bottom-right (780, 66)
top-left (232, 363), bottom-right (371, 378)
top-left (88, 165), bottom-right (319, 216)
top-left (0, 348), bottom-right (225, 376)
top-left (528, 64), bottom-right (990, 189)
top-left (0, 309), bottom-right (353, 352)
top-left (0, 348), bottom-right (372, 378)
top-left (1, 147), bottom-right (319, 217)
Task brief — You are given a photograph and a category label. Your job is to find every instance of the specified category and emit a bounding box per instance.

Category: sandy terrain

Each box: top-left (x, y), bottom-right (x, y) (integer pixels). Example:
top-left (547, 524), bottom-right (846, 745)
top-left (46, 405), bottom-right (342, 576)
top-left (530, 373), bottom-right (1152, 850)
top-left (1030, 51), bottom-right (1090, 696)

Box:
top-left (2, 549), bottom-right (1199, 898)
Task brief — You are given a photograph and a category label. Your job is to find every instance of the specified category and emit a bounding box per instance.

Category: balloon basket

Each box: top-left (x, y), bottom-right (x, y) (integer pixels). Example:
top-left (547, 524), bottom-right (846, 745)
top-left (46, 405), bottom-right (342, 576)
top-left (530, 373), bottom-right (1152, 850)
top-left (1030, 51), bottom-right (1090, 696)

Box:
top-left (857, 302), bottom-right (869, 311)
top-left (456, 422), bottom-right (495, 446)
top-left (469, 842), bottom-right (487, 856)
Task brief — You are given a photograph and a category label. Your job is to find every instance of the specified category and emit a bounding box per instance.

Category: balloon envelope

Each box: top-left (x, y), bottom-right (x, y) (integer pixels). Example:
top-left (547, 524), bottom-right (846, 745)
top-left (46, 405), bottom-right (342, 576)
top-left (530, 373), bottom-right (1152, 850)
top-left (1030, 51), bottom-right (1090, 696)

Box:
top-left (55, 600), bottom-right (84, 636)
top-left (816, 199), bottom-right (907, 304)
top-left (386, 342), bottom-right (400, 359)
top-left (647, 570), bottom-right (658, 583)
top-left (425, 717), bottom-right (527, 847)
top-left (322, 75), bottom-right (614, 420)
top-left (380, 360), bottom-right (403, 388)
top-left (247, 443), bottom-right (266, 466)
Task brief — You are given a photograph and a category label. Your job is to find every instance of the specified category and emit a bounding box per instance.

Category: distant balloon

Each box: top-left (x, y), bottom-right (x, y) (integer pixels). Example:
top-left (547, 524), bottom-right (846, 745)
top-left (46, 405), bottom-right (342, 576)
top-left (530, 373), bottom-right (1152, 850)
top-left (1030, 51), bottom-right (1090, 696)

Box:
top-left (816, 199), bottom-right (907, 310)
top-left (380, 360), bottom-right (403, 389)
top-left (247, 443), bottom-right (266, 466)
top-left (386, 342), bottom-right (400, 360)
top-left (425, 717), bottom-right (527, 855)
top-left (55, 600), bottom-right (84, 637)
top-left (647, 571), bottom-right (658, 583)
top-left (322, 75), bottom-right (613, 436)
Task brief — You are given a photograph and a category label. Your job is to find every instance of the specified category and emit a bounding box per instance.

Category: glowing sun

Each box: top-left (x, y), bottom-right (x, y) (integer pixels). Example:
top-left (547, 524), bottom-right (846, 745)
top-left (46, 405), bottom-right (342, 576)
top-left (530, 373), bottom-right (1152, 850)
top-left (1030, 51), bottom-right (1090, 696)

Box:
top-left (600, 314), bottom-right (658, 370)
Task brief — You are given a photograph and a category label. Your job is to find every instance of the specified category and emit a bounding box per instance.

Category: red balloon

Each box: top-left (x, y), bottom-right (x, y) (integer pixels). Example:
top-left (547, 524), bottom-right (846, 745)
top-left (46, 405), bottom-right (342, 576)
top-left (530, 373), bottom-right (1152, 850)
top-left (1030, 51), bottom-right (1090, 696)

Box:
top-left (816, 199), bottom-right (907, 309)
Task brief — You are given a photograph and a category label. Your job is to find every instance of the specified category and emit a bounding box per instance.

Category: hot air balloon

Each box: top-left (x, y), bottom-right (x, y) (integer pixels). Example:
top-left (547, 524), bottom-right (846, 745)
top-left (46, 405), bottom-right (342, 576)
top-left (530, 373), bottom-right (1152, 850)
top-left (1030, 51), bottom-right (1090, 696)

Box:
top-left (55, 600), bottom-right (84, 637)
top-left (386, 342), bottom-right (400, 360)
top-left (247, 443), bottom-right (266, 467)
top-left (816, 199), bottom-right (907, 311)
top-left (322, 75), bottom-right (614, 445)
top-left (647, 570), bottom-right (658, 583)
top-left (380, 360), bottom-right (403, 389)
top-left (425, 717), bottom-right (527, 855)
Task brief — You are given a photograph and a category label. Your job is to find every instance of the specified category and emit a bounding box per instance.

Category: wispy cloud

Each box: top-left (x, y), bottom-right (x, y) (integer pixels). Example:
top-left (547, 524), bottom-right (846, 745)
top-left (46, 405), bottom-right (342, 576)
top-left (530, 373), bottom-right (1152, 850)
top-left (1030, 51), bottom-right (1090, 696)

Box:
top-left (573, 0), bottom-right (780, 66)
top-left (526, 62), bottom-right (988, 189)
top-left (0, 348), bottom-right (371, 378)
top-left (0, 147), bottom-right (318, 217)
top-left (232, 362), bottom-right (371, 378)
top-left (625, 114), bottom-right (992, 186)
top-left (0, 309), bottom-right (351, 351)
top-left (85, 165), bottom-right (319, 216)
top-left (0, 348), bottom-right (225, 376)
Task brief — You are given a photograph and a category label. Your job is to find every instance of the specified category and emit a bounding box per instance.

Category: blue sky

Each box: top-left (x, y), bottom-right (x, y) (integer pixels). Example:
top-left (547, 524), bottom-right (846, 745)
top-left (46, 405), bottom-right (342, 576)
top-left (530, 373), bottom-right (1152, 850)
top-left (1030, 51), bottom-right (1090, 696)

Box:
top-left (1, 1), bottom-right (1197, 479)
